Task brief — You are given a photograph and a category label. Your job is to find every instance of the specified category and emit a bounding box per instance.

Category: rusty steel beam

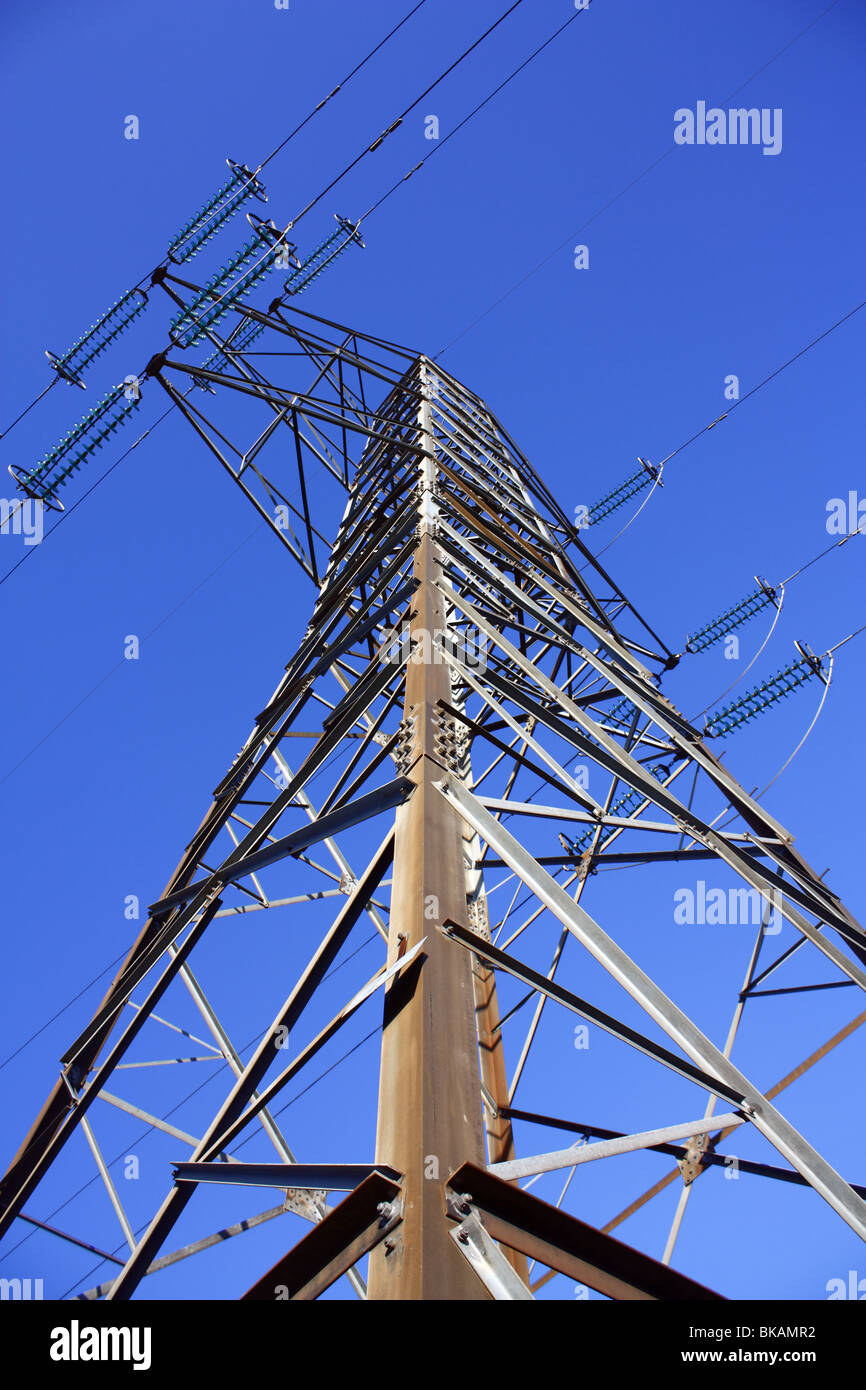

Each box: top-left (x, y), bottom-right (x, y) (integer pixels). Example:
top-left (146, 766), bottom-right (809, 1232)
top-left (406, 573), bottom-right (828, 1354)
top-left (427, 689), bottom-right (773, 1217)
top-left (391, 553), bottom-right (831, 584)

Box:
top-left (242, 1171), bottom-right (403, 1301)
top-left (471, 928), bottom-right (530, 1285)
top-left (446, 1163), bottom-right (724, 1301)
top-left (367, 364), bottom-right (487, 1300)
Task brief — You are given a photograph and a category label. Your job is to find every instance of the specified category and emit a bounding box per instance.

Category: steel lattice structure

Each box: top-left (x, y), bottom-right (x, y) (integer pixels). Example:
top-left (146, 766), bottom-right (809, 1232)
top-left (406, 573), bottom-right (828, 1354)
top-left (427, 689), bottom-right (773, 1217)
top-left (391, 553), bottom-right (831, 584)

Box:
top-left (2, 295), bottom-right (865, 1301)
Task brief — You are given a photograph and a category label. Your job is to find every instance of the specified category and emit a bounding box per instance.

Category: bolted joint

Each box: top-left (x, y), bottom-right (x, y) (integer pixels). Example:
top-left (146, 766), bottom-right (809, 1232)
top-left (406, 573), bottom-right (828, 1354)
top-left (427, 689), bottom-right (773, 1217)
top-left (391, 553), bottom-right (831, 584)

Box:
top-left (444, 1186), bottom-right (475, 1222)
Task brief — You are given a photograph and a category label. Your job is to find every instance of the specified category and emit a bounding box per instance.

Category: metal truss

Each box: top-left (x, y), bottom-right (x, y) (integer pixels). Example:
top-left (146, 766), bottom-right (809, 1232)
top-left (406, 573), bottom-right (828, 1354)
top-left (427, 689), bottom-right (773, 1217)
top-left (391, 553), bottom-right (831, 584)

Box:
top-left (2, 292), bottom-right (864, 1301)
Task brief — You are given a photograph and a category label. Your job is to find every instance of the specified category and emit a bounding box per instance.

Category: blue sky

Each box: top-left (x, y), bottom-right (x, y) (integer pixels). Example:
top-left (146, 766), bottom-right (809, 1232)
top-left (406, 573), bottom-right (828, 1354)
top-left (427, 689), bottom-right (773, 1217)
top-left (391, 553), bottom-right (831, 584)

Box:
top-left (0, 0), bottom-right (864, 1301)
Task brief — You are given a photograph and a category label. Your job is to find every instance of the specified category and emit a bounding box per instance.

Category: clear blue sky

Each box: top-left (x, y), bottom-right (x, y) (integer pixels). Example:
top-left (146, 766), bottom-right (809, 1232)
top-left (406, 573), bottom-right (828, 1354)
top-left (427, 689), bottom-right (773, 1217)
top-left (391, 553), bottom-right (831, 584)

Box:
top-left (0, 0), bottom-right (864, 1301)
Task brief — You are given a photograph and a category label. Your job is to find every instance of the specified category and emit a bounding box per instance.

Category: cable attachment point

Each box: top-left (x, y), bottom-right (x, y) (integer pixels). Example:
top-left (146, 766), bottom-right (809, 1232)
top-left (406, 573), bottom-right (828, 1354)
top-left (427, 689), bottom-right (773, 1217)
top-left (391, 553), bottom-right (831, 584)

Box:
top-left (167, 158), bottom-right (267, 264)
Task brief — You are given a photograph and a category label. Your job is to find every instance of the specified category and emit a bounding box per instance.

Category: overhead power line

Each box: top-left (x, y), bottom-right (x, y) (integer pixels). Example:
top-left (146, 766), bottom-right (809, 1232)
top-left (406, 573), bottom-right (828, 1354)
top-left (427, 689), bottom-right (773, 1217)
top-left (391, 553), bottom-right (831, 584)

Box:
top-left (359, 0), bottom-right (595, 222)
top-left (182, 0), bottom-right (531, 340)
top-left (0, 0), bottom-right (587, 577)
top-left (0, 0), bottom-right (434, 441)
top-left (581, 295), bottom-right (866, 567)
top-left (434, 0), bottom-right (845, 358)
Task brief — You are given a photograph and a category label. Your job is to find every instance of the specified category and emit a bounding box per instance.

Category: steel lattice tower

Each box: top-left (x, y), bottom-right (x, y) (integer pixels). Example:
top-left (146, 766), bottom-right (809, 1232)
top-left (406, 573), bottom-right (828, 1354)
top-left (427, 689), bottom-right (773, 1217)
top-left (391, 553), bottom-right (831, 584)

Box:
top-left (2, 299), bottom-right (865, 1301)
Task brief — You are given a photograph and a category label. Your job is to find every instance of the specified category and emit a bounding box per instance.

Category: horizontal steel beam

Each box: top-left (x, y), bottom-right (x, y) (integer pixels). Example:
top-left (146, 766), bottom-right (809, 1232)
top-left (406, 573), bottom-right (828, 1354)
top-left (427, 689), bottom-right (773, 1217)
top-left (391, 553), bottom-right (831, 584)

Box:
top-left (501, 1107), bottom-right (866, 1198)
top-left (173, 1162), bottom-right (401, 1192)
top-left (489, 1112), bottom-right (746, 1182)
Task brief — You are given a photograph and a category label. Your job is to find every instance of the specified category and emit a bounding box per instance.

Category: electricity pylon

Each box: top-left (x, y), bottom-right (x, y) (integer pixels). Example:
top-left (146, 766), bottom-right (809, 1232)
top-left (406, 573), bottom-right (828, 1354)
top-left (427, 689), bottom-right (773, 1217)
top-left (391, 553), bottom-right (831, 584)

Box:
top-left (2, 298), bottom-right (865, 1301)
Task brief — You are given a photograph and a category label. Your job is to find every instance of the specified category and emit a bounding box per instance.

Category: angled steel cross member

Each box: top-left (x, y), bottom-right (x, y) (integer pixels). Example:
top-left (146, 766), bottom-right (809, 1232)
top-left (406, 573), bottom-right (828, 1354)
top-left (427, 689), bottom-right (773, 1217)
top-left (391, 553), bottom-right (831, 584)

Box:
top-left (436, 775), bottom-right (866, 1242)
top-left (446, 1164), bottom-right (724, 1301)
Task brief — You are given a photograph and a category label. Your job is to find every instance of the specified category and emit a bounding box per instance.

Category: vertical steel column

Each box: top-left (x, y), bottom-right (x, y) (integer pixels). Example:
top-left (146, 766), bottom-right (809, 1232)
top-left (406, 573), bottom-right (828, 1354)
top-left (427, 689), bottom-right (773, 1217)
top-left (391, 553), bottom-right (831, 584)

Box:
top-left (472, 948), bottom-right (530, 1285)
top-left (473, 959), bottom-right (517, 1167)
top-left (368, 360), bottom-right (487, 1300)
